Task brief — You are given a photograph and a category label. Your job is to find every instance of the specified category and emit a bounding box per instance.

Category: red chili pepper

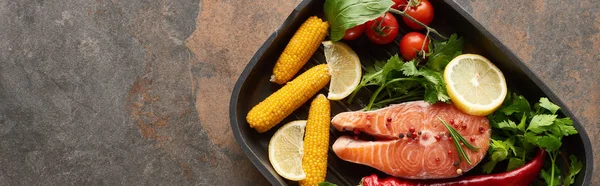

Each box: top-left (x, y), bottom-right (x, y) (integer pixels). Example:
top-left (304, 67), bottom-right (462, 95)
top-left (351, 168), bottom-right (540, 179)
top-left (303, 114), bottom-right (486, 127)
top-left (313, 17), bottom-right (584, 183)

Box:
top-left (360, 149), bottom-right (546, 186)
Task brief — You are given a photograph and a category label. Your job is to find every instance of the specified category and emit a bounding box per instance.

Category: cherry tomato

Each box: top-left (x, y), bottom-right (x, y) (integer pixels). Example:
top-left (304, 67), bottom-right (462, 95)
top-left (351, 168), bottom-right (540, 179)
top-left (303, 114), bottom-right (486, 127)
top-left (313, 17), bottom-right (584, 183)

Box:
top-left (391, 0), bottom-right (406, 10)
top-left (399, 32), bottom-right (430, 60)
top-left (403, 0), bottom-right (434, 30)
top-left (343, 24), bottom-right (365, 40)
top-left (365, 13), bottom-right (399, 45)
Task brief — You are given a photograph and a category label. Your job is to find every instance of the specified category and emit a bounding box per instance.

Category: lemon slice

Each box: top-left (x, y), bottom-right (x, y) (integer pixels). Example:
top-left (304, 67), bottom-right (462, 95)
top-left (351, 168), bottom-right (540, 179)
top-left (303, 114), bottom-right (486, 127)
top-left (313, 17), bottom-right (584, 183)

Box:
top-left (268, 120), bottom-right (307, 181)
top-left (322, 41), bottom-right (361, 100)
top-left (443, 54), bottom-right (507, 116)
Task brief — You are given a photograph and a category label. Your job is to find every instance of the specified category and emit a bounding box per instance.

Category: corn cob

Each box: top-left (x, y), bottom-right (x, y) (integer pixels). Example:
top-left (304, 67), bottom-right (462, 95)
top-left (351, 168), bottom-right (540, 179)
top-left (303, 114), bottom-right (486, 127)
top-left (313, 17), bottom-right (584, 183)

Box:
top-left (299, 94), bottom-right (330, 186)
top-left (270, 16), bottom-right (329, 84)
top-left (247, 64), bottom-right (330, 133)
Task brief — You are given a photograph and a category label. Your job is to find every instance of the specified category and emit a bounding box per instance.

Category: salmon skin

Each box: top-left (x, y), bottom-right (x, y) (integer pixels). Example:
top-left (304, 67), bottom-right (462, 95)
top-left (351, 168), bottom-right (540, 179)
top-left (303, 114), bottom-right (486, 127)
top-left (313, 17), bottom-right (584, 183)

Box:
top-left (331, 101), bottom-right (491, 179)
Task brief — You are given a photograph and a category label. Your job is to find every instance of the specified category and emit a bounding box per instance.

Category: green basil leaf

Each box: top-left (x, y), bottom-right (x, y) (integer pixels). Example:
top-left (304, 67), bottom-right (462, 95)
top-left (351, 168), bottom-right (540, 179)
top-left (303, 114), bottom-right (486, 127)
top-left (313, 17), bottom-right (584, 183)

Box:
top-left (318, 182), bottom-right (338, 186)
top-left (324, 0), bottom-right (394, 41)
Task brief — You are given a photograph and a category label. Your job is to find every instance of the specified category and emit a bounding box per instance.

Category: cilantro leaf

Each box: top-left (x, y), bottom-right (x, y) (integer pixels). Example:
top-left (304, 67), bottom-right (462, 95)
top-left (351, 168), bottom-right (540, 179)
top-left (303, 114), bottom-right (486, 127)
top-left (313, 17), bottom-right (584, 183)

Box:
top-left (501, 94), bottom-right (531, 116)
top-left (527, 114), bottom-right (557, 133)
top-left (419, 68), bottom-right (443, 85)
top-left (536, 135), bottom-right (562, 152)
top-left (426, 34), bottom-right (464, 71)
top-left (482, 139), bottom-right (510, 173)
top-left (418, 68), bottom-right (449, 103)
top-left (556, 118), bottom-right (578, 136)
top-left (490, 94), bottom-right (579, 186)
top-left (382, 55), bottom-right (403, 81)
top-left (401, 61), bottom-right (419, 76)
top-left (517, 114), bottom-right (527, 131)
top-left (422, 81), bottom-right (449, 103)
top-left (563, 155), bottom-right (583, 186)
top-left (539, 97), bottom-right (560, 114)
top-left (481, 160), bottom-right (498, 174)
top-left (507, 157), bottom-right (525, 171)
top-left (542, 168), bottom-right (561, 186)
top-left (498, 120), bottom-right (518, 131)
top-left (490, 140), bottom-right (509, 162)
top-left (363, 61), bottom-right (386, 85)
top-left (549, 117), bottom-right (577, 137)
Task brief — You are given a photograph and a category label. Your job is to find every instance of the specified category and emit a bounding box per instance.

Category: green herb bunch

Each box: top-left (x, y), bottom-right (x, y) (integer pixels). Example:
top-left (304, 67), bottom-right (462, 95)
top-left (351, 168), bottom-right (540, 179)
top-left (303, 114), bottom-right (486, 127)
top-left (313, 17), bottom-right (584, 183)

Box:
top-left (486, 94), bottom-right (582, 186)
top-left (347, 34), bottom-right (464, 110)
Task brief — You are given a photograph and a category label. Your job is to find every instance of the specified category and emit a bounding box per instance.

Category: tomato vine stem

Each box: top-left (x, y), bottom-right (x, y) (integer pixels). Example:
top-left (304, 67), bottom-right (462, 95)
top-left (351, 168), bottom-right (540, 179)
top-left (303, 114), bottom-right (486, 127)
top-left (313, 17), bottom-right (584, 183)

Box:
top-left (388, 8), bottom-right (448, 40)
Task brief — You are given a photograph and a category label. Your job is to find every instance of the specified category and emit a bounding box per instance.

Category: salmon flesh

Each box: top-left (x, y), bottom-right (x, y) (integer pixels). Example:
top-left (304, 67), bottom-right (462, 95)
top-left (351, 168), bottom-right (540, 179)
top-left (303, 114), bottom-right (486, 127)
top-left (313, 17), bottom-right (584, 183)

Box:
top-left (331, 101), bottom-right (491, 179)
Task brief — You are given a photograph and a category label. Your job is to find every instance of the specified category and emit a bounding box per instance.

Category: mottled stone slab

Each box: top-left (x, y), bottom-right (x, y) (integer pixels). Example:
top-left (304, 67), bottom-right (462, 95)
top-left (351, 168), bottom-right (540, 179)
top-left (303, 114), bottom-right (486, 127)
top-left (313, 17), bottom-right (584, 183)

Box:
top-left (0, 0), bottom-right (596, 185)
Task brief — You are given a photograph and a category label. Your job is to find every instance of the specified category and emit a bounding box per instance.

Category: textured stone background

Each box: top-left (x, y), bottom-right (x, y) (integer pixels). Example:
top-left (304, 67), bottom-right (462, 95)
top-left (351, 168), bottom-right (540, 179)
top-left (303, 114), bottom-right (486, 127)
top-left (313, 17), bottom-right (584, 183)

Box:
top-left (0, 0), bottom-right (597, 185)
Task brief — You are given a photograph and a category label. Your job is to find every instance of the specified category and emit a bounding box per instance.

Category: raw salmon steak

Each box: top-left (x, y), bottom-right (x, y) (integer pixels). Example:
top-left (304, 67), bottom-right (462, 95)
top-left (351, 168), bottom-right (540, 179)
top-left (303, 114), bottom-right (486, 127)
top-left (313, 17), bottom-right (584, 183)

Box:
top-left (331, 101), bottom-right (491, 179)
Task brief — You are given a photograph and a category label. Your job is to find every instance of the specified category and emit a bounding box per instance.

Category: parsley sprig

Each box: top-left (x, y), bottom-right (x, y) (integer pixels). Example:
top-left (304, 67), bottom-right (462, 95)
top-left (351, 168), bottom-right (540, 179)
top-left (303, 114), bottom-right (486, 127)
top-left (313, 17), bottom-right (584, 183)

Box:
top-left (347, 34), bottom-right (464, 110)
top-left (487, 93), bottom-right (582, 186)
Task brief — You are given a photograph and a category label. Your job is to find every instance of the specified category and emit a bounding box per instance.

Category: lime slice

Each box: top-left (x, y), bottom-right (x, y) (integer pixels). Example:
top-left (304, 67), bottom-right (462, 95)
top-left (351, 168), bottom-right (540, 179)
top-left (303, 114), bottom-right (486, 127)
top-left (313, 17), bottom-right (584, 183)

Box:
top-left (322, 41), bottom-right (362, 100)
top-left (443, 54), bottom-right (507, 116)
top-left (268, 120), bottom-right (307, 181)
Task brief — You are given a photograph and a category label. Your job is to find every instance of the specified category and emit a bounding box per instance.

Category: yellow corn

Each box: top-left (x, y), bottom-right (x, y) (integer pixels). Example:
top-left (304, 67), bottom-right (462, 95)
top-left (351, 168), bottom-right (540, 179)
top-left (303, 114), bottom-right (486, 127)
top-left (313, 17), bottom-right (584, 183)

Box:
top-left (300, 94), bottom-right (330, 186)
top-left (247, 64), bottom-right (330, 133)
top-left (270, 16), bottom-right (329, 84)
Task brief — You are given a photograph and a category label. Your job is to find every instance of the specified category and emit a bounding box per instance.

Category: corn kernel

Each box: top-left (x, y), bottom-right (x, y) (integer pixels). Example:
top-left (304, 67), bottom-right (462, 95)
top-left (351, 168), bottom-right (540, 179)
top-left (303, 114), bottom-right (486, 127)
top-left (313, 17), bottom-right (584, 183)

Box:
top-left (270, 16), bottom-right (329, 84)
top-left (299, 94), bottom-right (330, 186)
top-left (247, 64), bottom-right (330, 133)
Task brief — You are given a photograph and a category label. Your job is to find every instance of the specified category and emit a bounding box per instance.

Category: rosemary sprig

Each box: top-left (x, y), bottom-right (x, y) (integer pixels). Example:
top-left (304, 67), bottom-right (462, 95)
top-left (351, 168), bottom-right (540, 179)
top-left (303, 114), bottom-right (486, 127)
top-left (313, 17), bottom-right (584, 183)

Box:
top-left (437, 116), bottom-right (479, 164)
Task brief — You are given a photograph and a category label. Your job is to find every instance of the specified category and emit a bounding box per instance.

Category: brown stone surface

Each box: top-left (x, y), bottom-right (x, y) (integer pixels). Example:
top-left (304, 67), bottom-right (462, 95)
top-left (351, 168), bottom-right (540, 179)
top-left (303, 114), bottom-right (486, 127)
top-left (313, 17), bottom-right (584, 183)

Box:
top-left (0, 0), bottom-right (596, 185)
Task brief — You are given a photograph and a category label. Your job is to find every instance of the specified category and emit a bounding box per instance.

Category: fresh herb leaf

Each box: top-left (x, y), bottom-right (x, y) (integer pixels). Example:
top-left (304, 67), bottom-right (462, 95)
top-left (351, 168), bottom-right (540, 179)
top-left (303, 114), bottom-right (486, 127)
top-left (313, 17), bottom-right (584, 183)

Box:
top-left (318, 182), bottom-right (337, 186)
top-left (527, 114), bottom-right (557, 133)
top-left (347, 61), bottom-right (386, 103)
top-left (507, 157), bottom-right (525, 171)
top-left (542, 167), bottom-right (561, 186)
top-left (501, 94), bottom-right (531, 116)
top-left (482, 139), bottom-right (509, 173)
top-left (517, 114), bottom-right (527, 131)
top-left (401, 61), bottom-right (419, 76)
top-left (426, 34), bottom-right (464, 71)
top-left (563, 155), bottom-right (583, 186)
top-left (497, 120), bottom-right (518, 131)
top-left (382, 55), bottom-right (404, 81)
top-left (489, 139), bottom-right (509, 161)
top-left (405, 66), bottom-right (449, 103)
top-left (419, 68), bottom-right (444, 85)
top-left (422, 82), bottom-right (450, 103)
top-left (481, 160), bottom-right (498, 174)
top-left (352, 54), bottom-right (451, 109)
top-left (535, 136), bottom-right (562, 152)
top-left (488, 93), bottom-right (580, 186)
top-left (539, 97), bottom-right (560, 114)
top-left (324, 0), bottom-right (394, 41)
top-left (555, 118), bottom-right (578, 136)
top-left (523, 132), bottom-right (540, 144)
